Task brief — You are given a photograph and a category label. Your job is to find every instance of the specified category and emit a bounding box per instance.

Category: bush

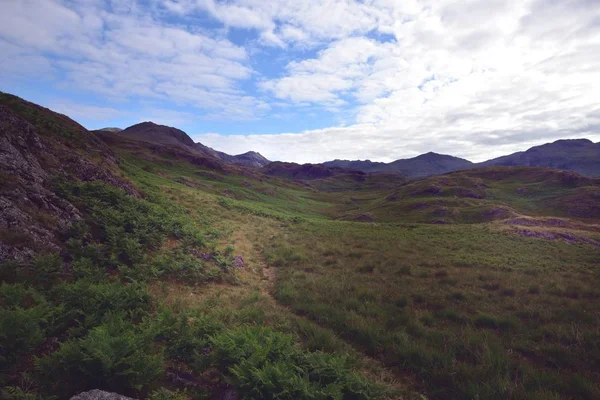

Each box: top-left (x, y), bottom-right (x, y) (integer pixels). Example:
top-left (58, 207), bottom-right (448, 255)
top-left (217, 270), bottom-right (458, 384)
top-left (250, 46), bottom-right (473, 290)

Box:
top-left (33, 254), bottom-right (63, 288)
top-left (52, 280), bottom-right (151, 332)
top-left (210, 326), bottom-right (384, 399)
top-left (36, 314), bottom-right (164, 398)
top-left (149, 388), bottom-right (189, 400)
top-left (56, 180), bottom-right (205, 270)
top-left (0, 284), bottom-right (53, 370)
top-left (143, 308), bottom-right (222, 366)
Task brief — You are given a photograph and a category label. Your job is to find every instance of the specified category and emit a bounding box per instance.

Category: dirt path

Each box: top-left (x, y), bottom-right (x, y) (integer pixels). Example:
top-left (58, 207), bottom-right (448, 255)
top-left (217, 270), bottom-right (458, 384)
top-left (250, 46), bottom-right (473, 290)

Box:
top-left (150, 215), bottom-right (418, 399)
top-left (222, 220), bottom-right (418, 399)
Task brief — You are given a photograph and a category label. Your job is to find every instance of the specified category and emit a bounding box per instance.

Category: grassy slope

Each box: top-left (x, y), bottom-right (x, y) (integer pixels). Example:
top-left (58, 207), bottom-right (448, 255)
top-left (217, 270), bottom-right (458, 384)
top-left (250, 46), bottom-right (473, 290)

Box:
top-left (116, 148), bottom-right (600, 399)
top-left (4, 124), bottom-right (600, 400)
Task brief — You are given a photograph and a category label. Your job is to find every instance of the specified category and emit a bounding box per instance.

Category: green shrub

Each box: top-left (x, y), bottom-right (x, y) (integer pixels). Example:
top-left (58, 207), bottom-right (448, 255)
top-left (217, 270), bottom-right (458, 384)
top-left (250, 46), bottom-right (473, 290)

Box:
top-left (0, 284), bottom-right (53, 370)
top-left (52, 280), bottom-right (151, 331)
top-left (210, 326), bottom-right (384, 399)
top-left (56, 180), bottom-right (205, 270)
top-left (143, 308), bottom-right (222, 366)
top-left (36, 314), bottom-right (164, 398)
top-left (33, 254), bottom-right (63, 288)
top-left (149, 249), bottom-right (213, 282)
top-left (149, 388), bottom-right (189, 400)
top-left (71, 257), bottom-right (106, 282)
top-left (0, 386), bottom-right (52, 400)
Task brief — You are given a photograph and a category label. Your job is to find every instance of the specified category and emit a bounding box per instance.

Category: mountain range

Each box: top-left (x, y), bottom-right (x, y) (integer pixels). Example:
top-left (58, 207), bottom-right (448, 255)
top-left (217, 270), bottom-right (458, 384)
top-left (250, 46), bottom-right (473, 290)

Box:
top-left (93, 120), bottom-right (600, 179)
top-left (324, 139), bottom-right (600, 178)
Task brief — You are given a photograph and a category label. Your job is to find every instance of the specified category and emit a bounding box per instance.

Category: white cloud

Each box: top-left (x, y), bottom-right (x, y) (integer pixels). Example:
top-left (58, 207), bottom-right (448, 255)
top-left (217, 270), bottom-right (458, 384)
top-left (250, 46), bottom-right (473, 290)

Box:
top-left (51, 101), bottom-right (125, 121)
top-left (191, 0), bottom-right (600, 163)
top-left (0, 0), bottom-right (262, 120)
top-left (2, 0), bottom-right (600, 163)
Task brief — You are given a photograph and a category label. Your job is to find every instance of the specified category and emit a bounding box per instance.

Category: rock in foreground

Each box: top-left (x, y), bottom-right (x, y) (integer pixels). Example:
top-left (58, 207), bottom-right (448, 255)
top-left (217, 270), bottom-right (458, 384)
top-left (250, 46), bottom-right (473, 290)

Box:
top-left (70, 390), bottom-right (135, 400)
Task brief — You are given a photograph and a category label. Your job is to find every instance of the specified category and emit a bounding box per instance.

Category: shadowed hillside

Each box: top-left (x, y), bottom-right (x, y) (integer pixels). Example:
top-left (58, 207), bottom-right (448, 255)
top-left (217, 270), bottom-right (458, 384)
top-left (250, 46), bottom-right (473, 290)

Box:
top-left (324, 152), bottom-right (472, 178)
top-left (478, 138), bottom-right (600, 177)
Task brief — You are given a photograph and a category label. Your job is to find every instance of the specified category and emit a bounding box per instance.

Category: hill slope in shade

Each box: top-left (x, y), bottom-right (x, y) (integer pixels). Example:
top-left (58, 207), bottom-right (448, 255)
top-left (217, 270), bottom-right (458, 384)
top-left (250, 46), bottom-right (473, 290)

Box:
top-left (477, 138), bottom-right (600, 177)
top-left (119, 121), bottom-right (198, 150)
top-left (195, 142), bottom-right (270, 168)
top-left (0, 92), bottom-right (136, 261)
top-left (324, 152), bottom-right (473, 178)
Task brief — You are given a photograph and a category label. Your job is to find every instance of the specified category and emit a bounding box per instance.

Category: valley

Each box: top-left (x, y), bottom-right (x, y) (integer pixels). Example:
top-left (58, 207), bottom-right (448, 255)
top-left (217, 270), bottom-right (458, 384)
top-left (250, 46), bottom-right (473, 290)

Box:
top-left (1, 92), bottom-right (600, 400)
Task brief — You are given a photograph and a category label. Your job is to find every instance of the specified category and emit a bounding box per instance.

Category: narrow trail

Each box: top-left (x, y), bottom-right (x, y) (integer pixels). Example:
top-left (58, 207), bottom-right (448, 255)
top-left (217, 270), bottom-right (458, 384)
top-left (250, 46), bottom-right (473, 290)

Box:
top-left (153, 219), bottom-right (417, 398)
top-left (225, 222), bottom-right (419, 400)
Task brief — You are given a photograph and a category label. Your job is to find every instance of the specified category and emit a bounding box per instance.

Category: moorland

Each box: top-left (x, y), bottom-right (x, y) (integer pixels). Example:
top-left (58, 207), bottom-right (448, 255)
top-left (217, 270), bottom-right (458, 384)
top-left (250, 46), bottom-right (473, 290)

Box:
top-left (1, 92), bottom-right (599, 400)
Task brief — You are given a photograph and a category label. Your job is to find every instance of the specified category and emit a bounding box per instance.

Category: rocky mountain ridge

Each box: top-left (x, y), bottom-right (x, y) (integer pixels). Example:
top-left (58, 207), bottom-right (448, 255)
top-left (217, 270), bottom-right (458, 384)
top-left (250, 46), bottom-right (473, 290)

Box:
top-left (98, 122), bottom-right (270, 168)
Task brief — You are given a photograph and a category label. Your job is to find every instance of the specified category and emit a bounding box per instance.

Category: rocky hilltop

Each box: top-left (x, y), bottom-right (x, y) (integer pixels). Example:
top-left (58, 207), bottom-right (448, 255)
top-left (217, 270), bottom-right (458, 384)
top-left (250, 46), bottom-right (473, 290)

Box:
top-left (104, 121), bottom-right (270, 168)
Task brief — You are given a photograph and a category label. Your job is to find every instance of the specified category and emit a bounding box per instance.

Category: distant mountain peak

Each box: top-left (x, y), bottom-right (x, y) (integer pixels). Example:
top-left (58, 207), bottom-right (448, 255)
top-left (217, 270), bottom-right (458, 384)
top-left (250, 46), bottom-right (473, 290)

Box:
top-left (480, 137), bottom-right (600, 177)
top-left (120, 121), bottom-right (196, 147)
top-left (232, 151), bottom-right (270, 167)
top-left (94, 127), bottom-right (122, 133)
top-left (414, 151), bottom-right (443, 159)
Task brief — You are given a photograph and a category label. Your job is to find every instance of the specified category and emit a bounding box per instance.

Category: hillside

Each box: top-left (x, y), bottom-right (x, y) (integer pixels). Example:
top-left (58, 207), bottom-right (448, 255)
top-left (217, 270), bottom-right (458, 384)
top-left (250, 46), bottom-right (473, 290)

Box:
top-left (329, 166), bottom-right (600, 224)
top-left (478, 138), bottom-right (600, 177)
top-left (324, 152), bottom-right (473, 178)
top-left (2, 93), bottom-right (600, 400)
top-left (196, 142), bottom-right (271, 168)
top-left (0, 93), bottom-right (136, 261)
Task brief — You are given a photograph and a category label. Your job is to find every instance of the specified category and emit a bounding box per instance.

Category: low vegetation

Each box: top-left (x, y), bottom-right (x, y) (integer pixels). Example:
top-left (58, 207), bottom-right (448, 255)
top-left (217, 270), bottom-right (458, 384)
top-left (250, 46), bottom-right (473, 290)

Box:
top-left (2, 105), bottom-right (599, 399)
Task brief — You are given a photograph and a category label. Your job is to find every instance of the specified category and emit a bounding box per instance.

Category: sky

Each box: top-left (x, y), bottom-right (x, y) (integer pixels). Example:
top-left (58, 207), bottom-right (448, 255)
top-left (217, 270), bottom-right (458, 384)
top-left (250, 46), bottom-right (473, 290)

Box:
top-left (1, 0), bottom-right (599, 163)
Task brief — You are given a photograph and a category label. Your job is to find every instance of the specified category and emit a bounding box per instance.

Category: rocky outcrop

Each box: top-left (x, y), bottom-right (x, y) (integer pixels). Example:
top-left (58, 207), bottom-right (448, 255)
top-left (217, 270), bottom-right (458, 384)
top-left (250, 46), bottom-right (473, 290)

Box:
top-left (0, 93), bottom-right (137, 262)
top-left (70, 390), bottom-right (135, 400)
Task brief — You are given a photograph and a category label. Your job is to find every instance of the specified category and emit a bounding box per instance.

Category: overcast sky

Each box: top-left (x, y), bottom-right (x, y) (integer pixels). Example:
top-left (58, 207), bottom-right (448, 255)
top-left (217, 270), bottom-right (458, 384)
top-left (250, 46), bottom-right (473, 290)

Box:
top-left (1, 0), bottom-right (599, 162)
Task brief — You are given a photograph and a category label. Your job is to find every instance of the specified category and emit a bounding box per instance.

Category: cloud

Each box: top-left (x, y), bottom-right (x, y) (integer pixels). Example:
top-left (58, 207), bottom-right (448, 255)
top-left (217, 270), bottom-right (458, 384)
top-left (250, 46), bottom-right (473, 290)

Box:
top-left (51, 101), bottom-right (125, 121)
top-left (2, 0), bottom-right (600, 163)
top-left (0, 0), bottom-right (262, 120)
top-left (192, 0), bottom-right (600, 163)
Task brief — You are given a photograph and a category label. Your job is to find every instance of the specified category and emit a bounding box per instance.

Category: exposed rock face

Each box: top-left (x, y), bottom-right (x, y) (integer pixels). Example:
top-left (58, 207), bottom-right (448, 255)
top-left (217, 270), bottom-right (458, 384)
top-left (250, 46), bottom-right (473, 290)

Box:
top-left (70, 390), bottom-right (135, 400)
top-left (233, 256), bottom-right (244, 267)
top-left (0, 93), bottom-right (137, 262)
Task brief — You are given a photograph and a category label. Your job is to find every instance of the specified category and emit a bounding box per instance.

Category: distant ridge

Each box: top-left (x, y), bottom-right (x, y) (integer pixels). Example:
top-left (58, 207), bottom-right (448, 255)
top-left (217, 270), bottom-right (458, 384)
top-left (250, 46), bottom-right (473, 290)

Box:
top-left (120, 121), bottom-right (197, 149)
top-left (325, 139), bottom-right (600, 178)
top-left (93, 127), bottom-right (122, 133)
top-left (324, 152), bottom-right (472, 178)
top-left (477, 139), bottom-right (600, 177)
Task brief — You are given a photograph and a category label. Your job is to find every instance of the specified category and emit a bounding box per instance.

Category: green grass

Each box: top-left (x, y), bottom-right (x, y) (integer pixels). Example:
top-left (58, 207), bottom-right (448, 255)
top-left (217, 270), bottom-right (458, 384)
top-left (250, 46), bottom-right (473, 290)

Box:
top-left (264, 219), bottom-right (600, 399)
top-left (116, 144), bottom-right (600, 399)
top-left (4, 117), bottom-right (600, 399)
